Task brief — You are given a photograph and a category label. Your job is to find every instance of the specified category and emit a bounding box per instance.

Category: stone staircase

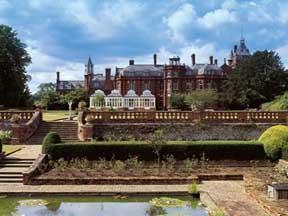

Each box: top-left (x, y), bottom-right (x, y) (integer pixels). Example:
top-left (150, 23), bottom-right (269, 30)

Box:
top-left (26, 121), bottom-right (79, 144)
top-left (0, 158), bottom-right (34, 183)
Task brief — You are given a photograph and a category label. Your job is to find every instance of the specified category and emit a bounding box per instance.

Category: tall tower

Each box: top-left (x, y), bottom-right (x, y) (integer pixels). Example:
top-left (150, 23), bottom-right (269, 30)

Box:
top-left (228, 35), bottom-right (251, 69)
top-left (84, 56), bottom-right (94, 93)
top-left (85, 56), bottom-right (94, 75)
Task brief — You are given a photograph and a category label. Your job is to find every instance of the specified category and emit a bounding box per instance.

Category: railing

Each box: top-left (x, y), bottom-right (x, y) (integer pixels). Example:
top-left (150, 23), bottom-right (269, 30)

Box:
top-left (83, 111), bottom-right (288, 124)
top-left (0, 111), bottom-right (34, 121)
top-left (11, 110), bottom-right (42, 144)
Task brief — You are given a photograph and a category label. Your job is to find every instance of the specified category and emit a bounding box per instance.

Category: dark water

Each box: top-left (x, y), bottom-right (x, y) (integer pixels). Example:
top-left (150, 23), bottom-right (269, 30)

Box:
top-left (0, 196), bottom-right (208, 216)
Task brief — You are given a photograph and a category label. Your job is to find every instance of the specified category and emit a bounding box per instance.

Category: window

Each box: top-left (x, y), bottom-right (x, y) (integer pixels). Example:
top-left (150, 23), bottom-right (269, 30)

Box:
top-left (186, 82), bottom-right (192, 90)
top-left (143, 81), bottom-right (150, 91)
top-left (198, 80), bottom-right (203, 89)
top-left (173, 81), bottom-right (179, 90)
top-left (128, 81), bottom-right (135, 90)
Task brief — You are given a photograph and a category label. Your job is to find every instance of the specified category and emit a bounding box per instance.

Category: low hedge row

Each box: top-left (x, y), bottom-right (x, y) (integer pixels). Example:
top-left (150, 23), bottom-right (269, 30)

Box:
top-left (44, 141), bottom-right (266, 161)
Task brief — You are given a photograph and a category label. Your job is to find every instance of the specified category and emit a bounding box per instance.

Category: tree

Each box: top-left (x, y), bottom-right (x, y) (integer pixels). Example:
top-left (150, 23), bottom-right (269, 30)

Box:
top-left (33, 83), bottom-right (56, 101)
top-left (222, 50), bottom-right (288, 109)
top-left (61, 88), bottom-right (87, 108)
top-left (33, 83), bottom-right (64, 109)
top-left (185, 89), bottom-right (218, 110)
top-left (168, 94), bottom-right (189, 110)
top-left (149, 129), bottom-right (167, 172)
top-left (262, 91), bottom-right (288, 111)
top-left (0, 25), bottom-right (32, 107)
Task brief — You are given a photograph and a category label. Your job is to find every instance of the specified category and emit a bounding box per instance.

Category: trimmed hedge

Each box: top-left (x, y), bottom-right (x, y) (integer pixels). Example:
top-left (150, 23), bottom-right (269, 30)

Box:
top-left (282, 145), bottom-right (288, 160)
top-left (42, 132), bottom-right (61, 154)
top-left (44, 141), bottom-right (266, 161)
top-left (258, 125), bottom-right (288, 160)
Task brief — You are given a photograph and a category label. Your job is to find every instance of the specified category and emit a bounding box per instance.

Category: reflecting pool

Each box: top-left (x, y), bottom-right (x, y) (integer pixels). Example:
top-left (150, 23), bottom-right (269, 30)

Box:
top-left (0, 196), bottom-right (208, 216)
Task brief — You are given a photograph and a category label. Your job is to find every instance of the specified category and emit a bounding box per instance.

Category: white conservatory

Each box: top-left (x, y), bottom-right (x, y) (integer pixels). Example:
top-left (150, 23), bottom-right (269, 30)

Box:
top-left (90, 89), bottom-right (156, 111)
top-left (89, 89), bottom-right (105, 110)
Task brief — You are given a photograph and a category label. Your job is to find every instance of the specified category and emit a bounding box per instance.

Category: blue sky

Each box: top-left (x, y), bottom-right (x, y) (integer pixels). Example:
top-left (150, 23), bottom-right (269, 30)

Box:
top-left (1, 0), bottom-right (288, 92)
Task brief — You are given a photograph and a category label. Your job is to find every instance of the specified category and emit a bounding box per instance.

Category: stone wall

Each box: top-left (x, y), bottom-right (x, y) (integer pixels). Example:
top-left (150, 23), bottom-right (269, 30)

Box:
top-left (94, 123), bottom-right (274, 141)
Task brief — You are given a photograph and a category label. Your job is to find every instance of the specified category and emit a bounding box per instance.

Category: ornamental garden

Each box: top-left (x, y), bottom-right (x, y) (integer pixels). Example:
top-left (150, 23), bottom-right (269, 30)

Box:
top-left (1, 24), bottom-right (288, 215)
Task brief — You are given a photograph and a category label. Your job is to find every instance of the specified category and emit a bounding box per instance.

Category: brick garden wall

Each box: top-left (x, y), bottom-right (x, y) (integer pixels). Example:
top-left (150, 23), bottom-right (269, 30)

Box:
top-left (94, 123), bottom-right (272, 141)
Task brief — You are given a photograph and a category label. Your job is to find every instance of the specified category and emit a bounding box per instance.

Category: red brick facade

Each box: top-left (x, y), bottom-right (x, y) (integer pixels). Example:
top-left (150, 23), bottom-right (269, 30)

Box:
top-left (56, 38), bottom-right (250, 110)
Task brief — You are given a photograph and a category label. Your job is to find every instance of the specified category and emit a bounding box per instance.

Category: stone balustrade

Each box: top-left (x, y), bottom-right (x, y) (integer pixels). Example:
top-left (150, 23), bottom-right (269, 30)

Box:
top-left (83, 110), bottom-right (288, 124)
top-left (11, 110), bottom-right (42, 144)
top-left (0, 111), bottom-right (34, 121)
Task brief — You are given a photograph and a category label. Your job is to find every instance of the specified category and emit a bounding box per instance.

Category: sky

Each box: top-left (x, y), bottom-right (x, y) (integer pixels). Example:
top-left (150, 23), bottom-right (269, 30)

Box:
top-left (1, 0), bottom-right (288, 93)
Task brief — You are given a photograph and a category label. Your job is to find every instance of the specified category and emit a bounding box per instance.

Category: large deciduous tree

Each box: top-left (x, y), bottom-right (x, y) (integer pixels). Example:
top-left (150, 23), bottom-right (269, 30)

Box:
top-left (0, 25), bottom-right (32, 107)
top-left (222, 50), bottom-right (288, 109)
top-left (185, 89), bottom-right (218, 110)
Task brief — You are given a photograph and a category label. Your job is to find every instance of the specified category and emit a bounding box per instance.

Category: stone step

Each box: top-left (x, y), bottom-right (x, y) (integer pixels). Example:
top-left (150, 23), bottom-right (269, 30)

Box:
top-left (0, 174), bottom-right (23, 178)
top-left (4, 159), bottom-right (35, 161)
top-left (0, 178), bottom-right (22, 183)
top-left (0, 171), bottom-right (22, 175)
top-left (0, 164), bottom-right (31, 168)
top-left (0, 161), bottom-right (33, 165)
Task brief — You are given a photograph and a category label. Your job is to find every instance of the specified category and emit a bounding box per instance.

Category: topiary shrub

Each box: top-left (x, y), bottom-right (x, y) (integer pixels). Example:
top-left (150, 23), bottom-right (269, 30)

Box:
top-left (258, 125), bottom-right (288, 160)
top-left (282, 144), bottom-right (288, 161)
top-left (42, 132), bottom-right (61, 154)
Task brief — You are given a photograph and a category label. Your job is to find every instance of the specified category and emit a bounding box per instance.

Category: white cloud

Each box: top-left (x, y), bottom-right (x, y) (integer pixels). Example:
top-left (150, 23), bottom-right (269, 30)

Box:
top-left (222, 0), bottom-right (239, 10)
top-left (277, 43), bottom-right (288, 68)
top-left (66, 0), bottom-right (143, 40)
top-left (163, 3), bottom-right (197, 43)
top-left (198, 8), bottom-right (237, 29)
top-left (278, 3), bottom-right (288, 24)
top-left (26, 42), bottom-right (84, 93)
top-left (0, 0), bottom-right (10, 11)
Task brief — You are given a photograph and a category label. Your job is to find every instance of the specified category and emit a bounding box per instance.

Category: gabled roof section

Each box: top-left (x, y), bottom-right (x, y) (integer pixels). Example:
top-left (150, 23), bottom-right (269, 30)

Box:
top-left (189, 64), bottom-right (224, 76)
top-left (57, 80), bottom-right (84, 90)
top-left (119, 64), bottom-right (164, 77)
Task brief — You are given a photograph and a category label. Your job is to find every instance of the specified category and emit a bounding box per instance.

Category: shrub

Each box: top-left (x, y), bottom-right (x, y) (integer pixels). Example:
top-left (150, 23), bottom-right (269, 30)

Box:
top-left (0, 130), bottom-right (12, 144)
top-left (282, 144), bottom-right (288, 161)
top-left (188, 182), bottom-right (198, 194)
top-left (44, 141), bottom-right (265, 161)
top-left (42, 132), bottom-right (61, 154)
top-left (258, 125), bottom-right (288, 160)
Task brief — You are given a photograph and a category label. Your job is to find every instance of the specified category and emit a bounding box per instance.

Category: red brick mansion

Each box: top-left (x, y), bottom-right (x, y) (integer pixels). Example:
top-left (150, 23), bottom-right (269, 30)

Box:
top-left (56, 38), bottom-right (250, 109)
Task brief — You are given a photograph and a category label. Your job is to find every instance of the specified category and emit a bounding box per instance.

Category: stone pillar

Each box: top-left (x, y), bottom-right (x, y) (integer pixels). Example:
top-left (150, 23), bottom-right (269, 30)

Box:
top-left (78, 124), bottom-right (93, 141)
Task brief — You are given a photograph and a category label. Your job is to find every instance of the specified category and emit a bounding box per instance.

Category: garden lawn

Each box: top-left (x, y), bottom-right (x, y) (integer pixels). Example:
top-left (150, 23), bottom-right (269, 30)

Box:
top-left (42, 110), bottom-right (75, 121)
top-left (2, 145), bottom-right (23, 156)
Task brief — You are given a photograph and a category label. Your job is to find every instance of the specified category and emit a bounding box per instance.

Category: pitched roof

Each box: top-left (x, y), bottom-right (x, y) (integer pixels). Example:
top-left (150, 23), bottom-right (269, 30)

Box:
top-left (57, 80), bottom-right (84, 90)
top-left (119, 64), bottom-right (164, 77)
top-left (190, 64), bottom-right (224, 75)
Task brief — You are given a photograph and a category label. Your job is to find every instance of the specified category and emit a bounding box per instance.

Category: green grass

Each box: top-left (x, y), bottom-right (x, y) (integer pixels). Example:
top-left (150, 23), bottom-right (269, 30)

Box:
top-left (42, 110), bottom-right (76, 121)
top-left (2, 145), bottom-right (23, 155)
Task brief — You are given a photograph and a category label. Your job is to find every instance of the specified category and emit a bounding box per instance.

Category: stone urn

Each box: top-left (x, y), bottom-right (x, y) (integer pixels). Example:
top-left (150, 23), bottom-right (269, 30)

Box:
top-left (85, 114), bottom-right (94, 125)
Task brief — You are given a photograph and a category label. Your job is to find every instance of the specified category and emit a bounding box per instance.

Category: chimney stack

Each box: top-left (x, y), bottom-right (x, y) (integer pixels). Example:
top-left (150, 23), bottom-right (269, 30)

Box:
top-left (105, 68), bottom-right (111, 81)
top-left (191, 54), bottom-right (196, 65)
top-left (129, 59), bottom-right (134, 65)
top-left (224, 58), bottom-right (226, 64)
top-left (56, 71), bottom-right (60, 82)
top-left (209, 56), bottom-right (213, 65)
top-left (153, 54), bottom-right (157, 65)
top-left (214, 59), bottom-right (218, 65)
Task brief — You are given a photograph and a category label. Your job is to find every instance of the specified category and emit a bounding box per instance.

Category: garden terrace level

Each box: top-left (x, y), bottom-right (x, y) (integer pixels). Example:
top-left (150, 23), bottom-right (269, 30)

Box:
top-left (0, 110), bottom-right (42, 144)
top-left (0, 111), bottom-right (34, 122)
top-left (81, 111), bottom-right (288, 124)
